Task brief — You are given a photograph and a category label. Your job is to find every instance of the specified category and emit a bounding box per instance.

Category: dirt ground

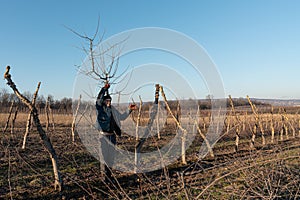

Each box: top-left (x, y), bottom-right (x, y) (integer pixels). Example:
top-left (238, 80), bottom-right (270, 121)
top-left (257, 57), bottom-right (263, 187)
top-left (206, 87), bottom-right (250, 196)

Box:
top-left (0, 112), bottom-right (300, 199)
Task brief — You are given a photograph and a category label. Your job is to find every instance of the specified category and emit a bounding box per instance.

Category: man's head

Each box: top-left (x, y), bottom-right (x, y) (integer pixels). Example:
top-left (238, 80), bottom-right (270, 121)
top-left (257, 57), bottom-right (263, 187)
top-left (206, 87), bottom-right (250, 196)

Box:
top-left (103, 94), bottom-right (112, 107)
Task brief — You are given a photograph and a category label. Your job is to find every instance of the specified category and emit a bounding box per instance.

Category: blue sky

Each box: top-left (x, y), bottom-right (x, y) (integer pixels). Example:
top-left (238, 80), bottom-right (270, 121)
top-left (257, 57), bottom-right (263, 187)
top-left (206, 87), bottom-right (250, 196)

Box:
top-left (1, 0), bottom-right (300, 100)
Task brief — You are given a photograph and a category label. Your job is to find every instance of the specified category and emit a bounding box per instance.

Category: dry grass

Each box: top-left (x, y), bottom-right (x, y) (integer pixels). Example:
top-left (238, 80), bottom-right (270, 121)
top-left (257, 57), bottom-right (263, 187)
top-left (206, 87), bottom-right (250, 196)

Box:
top-left (0, 113), bottom-right (73, 128)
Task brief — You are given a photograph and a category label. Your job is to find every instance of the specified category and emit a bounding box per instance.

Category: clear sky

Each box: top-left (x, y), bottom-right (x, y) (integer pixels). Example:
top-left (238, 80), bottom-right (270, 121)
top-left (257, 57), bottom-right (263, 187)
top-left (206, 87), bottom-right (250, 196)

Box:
top-left (1, 0), bottom-right (300, 100)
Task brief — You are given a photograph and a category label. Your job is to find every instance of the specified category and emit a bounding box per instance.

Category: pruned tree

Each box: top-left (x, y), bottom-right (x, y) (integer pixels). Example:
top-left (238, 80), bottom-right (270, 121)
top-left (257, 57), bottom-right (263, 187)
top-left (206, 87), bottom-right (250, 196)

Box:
top-left (281, 108), bottom-right (295, 138)
top-left (194, 120), bottom-right (214, 158)
top-left (66, 19), bottom-right (126, 87)
top-left (4, 66), bottom-right (63, 191)
top-left (229, 95), bottom-right (242, 152)
top-left (45, 97), bottom-right (50, 131)
top-left (270, 106), bottom-right (275, 143)
top-left (135, 95), bottom-right (143, 141)
top-left (10, 105), bottom-right (18, 134)
top-left (71, 94), bottom-right (81, 143)
top-left (160, 86), bottom-right (187, 164)
top-left (135, 84), bottom-right (160, 172)
top-left (247, 95), bottom-right (265, 148)
top-left (22, 82), bottom-right (41, 149)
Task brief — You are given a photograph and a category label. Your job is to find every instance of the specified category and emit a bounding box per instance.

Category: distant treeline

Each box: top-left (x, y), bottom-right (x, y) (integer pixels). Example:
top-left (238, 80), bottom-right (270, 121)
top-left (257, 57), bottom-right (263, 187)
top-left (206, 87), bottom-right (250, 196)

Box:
top-left (123, 97), bottom-right (270, 111)
top-left (0, 88), bottom-right (270, 114)
top-left (0, 89), bottom-right (72, 114)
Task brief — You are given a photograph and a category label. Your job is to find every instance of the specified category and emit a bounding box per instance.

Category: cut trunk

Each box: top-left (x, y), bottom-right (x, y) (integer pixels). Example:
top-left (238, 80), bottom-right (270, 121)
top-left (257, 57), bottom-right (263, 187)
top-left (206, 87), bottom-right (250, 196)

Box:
top-left (4, 66), bottom-right (63, 191)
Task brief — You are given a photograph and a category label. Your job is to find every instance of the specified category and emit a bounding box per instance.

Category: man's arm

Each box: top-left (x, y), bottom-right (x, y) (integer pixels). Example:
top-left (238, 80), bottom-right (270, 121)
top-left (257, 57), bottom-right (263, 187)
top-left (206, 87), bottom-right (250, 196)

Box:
top-left (96, 84), bottom-right (110, 106)
top-left (118, 104), bottom-right (137, 120)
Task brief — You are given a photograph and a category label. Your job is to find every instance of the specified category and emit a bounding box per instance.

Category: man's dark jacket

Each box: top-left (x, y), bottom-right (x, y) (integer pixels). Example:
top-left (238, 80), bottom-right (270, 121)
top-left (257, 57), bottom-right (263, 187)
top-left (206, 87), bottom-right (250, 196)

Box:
top-left (96, 87), bottom-right (131, 136)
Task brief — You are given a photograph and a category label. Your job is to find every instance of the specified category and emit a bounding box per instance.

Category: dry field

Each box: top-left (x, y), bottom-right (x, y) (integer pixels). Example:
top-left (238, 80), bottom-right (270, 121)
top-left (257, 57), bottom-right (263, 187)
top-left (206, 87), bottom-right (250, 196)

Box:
top-left (0, 105), bottom-right (300, 199)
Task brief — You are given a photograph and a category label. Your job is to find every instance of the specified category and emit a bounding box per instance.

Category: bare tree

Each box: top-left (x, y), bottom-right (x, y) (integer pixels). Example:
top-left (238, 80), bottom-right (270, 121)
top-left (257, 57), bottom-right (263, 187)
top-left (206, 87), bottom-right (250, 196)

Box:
top-left (160, 86), bottom-right (188, 164)
top-left (10, 105), bottom-right (18, 134)
top-left (45, 98), bottom-right (50, 131)
top-left (281, 108), bottom-right (295, 138)
top-left (22, 82), bottom-right (41, 149)
top-left (66, 19), bottom-right (125, 87)
top-left (135, 84), bottom-right (160, 172)
top-left (247, 95), bottom-right (265, 148)
top-left (4, 66), bottom-right (63, 191)
top-left (270, 106), bottom-right (275, 143)
top-left (229, 95), bottom-right (242, 152)
top-left (71, 94), bottom-right (81, 143)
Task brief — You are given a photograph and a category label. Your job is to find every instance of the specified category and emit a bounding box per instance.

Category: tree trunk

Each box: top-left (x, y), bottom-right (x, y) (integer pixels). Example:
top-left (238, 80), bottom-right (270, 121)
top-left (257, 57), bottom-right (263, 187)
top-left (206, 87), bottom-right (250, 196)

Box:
top-left (160, 86), bottom-right (187, 165)
top-left (135, 84), bottom-right (160, 173)
top-left (22, 113), bottom-right (32, 149)
top-left (3, 101), bottom-right (14, 133)
top-left (71, 95), bottom-right (81, 143)
top-left (271, 119), bottom-right (275, 143)
top-left (45, 99), bottom-right (50, 131)
top-left (250, 124), bottom-right (257, 149)
top-left (235, 126), bottom-right (240, 152)
top-left (156, 100), bottom-right (160, 139)
top-left (229, 95), bottom-right (241, 152)
top-left (4, 66), bottom-right (63, 191)
top-left (23, 82), bottom-right (41, 149)
top-left (11, 106), bottom-right (18, 134)
top-left (195, 121), bottom-right (214, 158)
top-left (134, 96), bottom-right (143, 173)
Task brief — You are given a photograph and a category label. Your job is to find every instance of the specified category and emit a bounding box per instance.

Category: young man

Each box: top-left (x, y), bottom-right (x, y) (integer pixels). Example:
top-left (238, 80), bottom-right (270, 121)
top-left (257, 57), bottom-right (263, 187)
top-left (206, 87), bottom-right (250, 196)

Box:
top-left (96, 83), bottom-right (136, 182)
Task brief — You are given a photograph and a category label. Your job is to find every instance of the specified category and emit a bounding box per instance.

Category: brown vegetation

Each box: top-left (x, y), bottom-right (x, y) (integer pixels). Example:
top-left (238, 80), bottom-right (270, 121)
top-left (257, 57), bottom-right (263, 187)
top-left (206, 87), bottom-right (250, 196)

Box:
top-left (1, 95), bottom-right (300, 199)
